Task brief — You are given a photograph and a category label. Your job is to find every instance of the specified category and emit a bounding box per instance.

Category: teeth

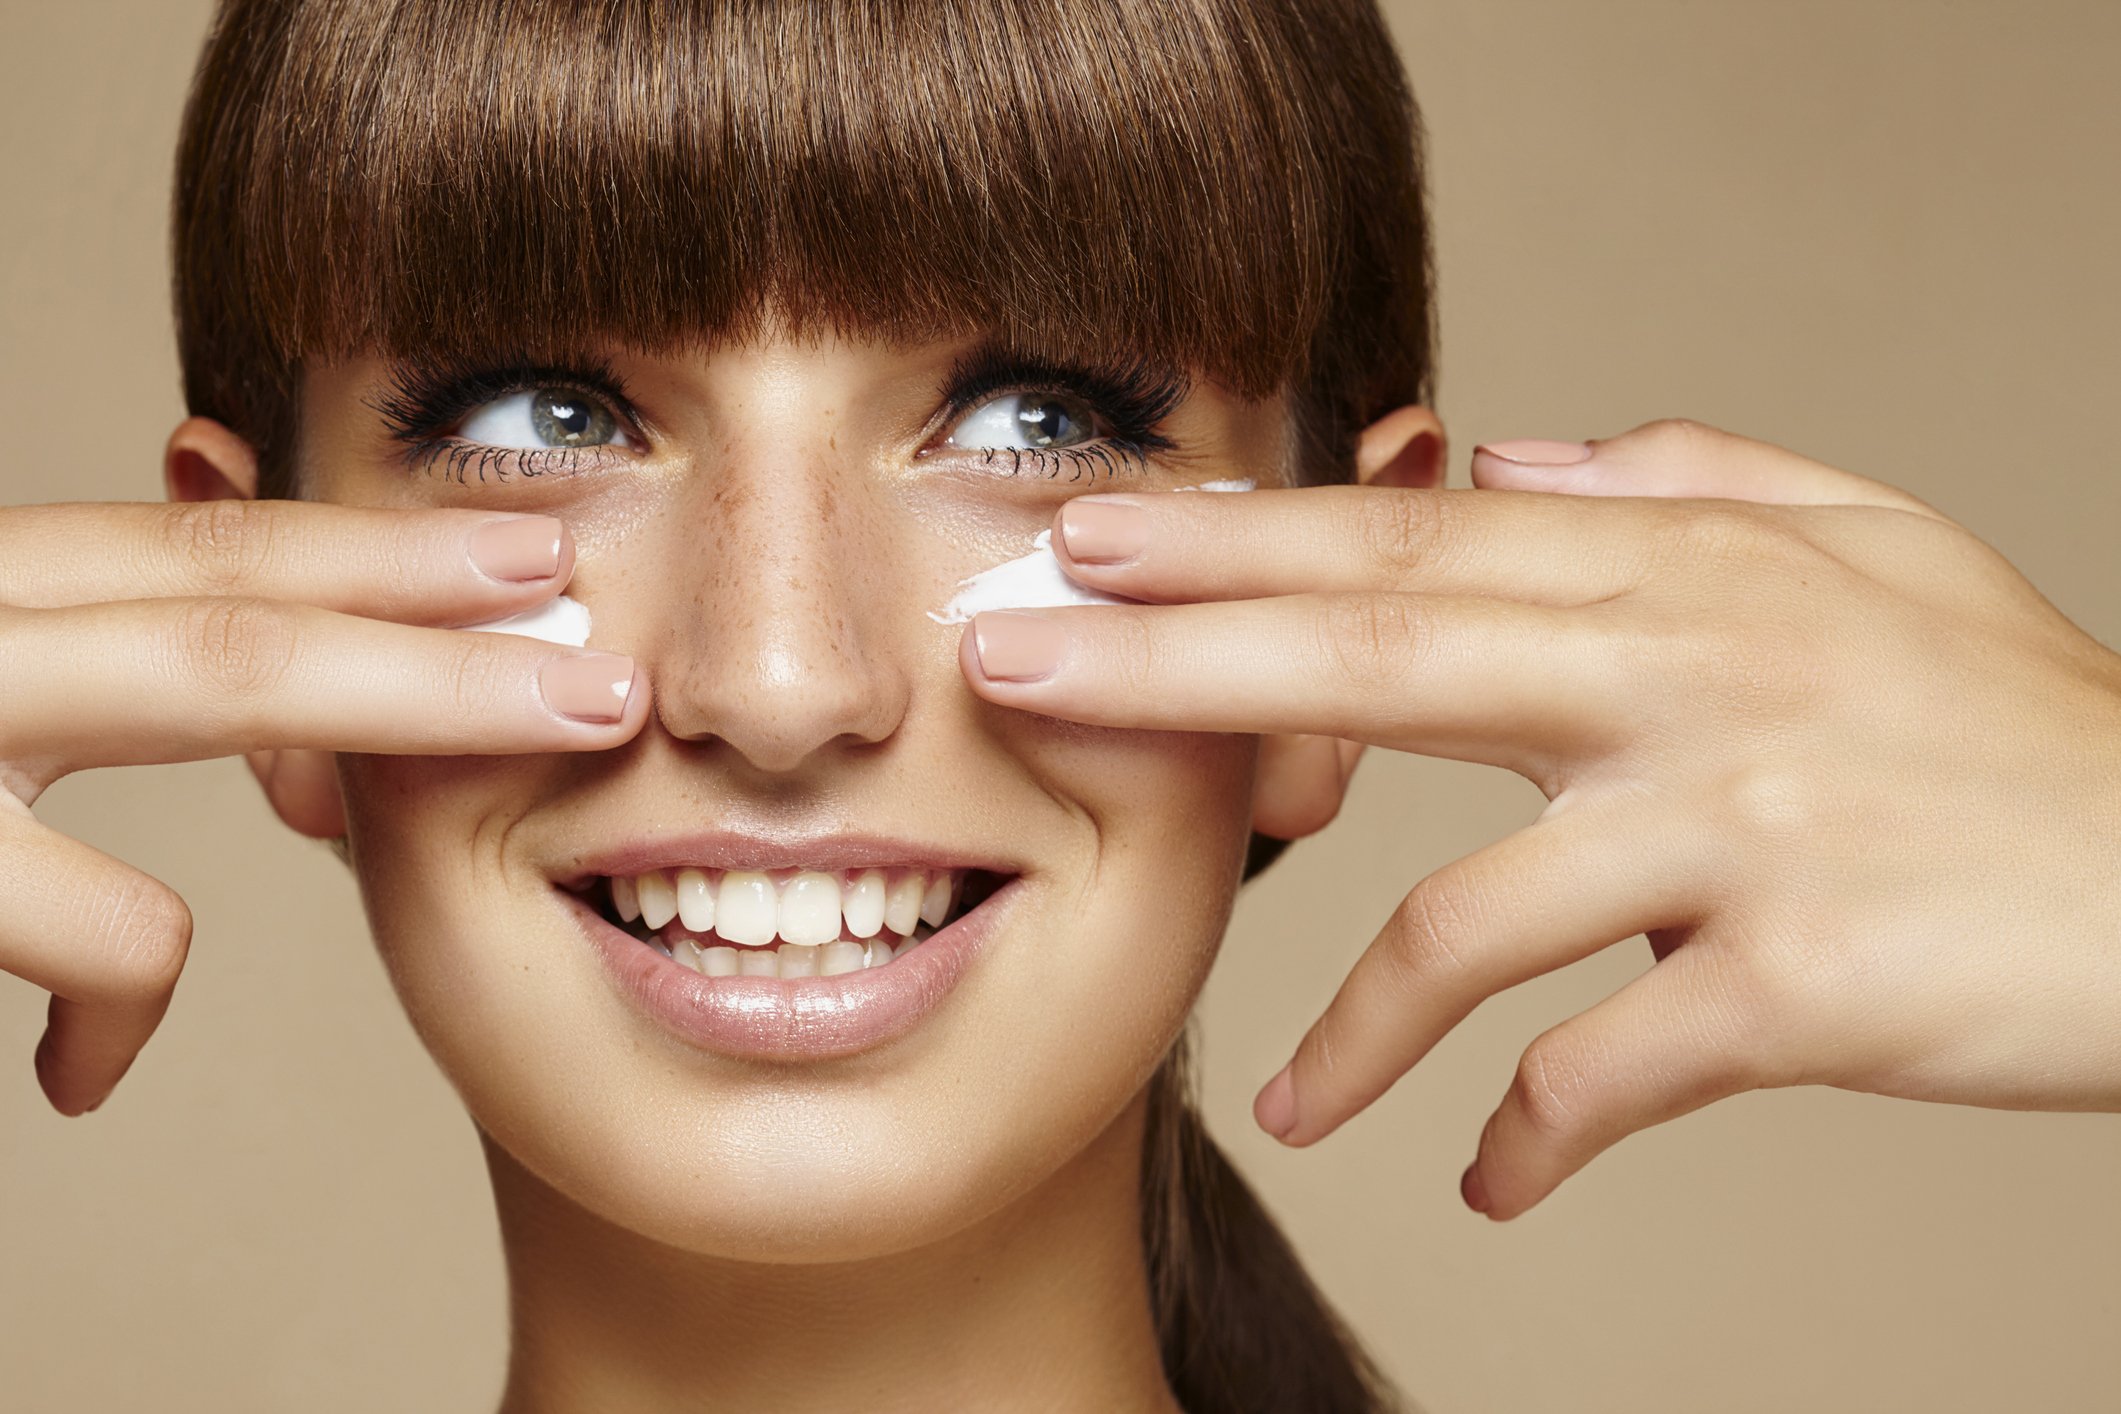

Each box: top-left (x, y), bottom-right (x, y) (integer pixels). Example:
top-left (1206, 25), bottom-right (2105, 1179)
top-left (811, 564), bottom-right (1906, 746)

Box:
top-left (716, 871), bottom-right (778, 948)
top-left (612, 873), bottom-right (641, 923)
top-left (884, 874), bottom-right (924, 935)
top-left (638, 870), bottom-right (679, 931)
top-left (675, 868), bottom-right (715, 932)
top-left (844, 870), bottom-right (887, 938)
top-left (610, 865), bottom-right (978, 974)
top-left (820, 940), bottom-right (867, 976)
top-left (779, 872), bottom-right (843, 945)
top-left (919, 873), bottom-right (952, 927)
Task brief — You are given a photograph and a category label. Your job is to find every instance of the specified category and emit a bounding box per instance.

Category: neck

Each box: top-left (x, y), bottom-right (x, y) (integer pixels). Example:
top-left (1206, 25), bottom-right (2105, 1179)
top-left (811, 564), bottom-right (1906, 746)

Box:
top-left (488, 1087), bottom-right (1179, 1414)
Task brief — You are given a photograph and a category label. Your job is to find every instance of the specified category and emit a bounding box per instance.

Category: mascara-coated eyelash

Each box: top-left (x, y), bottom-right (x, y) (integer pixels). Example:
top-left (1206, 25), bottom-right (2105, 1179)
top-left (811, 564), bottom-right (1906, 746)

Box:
top-left (368, 355), bottom-right (643, 484)
top-left (933, 347), bottom-right (1188, 482)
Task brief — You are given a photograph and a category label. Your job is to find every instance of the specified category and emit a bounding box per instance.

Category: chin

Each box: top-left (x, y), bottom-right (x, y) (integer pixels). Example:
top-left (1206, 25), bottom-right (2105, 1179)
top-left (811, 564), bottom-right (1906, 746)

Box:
top-left (334, 731), bottom-right (1256, 1264)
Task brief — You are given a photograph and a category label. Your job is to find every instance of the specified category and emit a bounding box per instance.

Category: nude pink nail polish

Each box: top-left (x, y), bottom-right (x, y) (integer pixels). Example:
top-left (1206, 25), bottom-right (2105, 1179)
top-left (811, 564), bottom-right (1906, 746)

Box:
top-left (971, 612), bottom-right (1066, 682)
top-left (1475, 439), bottom-right (1593, 467)
top-left (540, 654), bottom-right (636, 722)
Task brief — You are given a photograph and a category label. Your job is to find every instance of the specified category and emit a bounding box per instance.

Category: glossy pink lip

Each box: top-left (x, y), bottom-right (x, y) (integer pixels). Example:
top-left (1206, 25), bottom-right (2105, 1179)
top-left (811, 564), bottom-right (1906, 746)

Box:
top-left (556, 829), bottom-right (1019, 888)
top-left (565, 878), bottom-right (1018, 1061)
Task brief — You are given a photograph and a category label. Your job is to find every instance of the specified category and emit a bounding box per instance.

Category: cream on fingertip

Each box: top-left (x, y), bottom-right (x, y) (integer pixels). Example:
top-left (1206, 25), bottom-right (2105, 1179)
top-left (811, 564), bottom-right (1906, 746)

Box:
top-left (465, 593), bottom-right (593, 647)
top-left (928, 478), bottom-right (1254, 624)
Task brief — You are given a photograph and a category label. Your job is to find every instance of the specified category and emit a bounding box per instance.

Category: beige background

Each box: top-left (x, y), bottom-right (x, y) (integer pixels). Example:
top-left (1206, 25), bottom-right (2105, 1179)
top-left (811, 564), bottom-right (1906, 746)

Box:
top-left (2, 1), bottom-right (2116, 1410)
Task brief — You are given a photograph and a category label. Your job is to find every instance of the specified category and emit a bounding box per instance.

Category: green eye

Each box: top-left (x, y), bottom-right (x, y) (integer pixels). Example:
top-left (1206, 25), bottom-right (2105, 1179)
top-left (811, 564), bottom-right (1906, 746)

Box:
top-left (460, 386), bottom-right (628, 450)
top-left (949, 391), bottom-right (1099, 451)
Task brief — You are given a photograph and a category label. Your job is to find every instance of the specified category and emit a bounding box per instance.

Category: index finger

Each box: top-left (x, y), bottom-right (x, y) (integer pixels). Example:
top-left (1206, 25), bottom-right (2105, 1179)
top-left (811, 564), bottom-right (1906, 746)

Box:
top-left (1046, 485), bottom-right (1671, 608)
top-left (0, 501), bottom-right (576, 624)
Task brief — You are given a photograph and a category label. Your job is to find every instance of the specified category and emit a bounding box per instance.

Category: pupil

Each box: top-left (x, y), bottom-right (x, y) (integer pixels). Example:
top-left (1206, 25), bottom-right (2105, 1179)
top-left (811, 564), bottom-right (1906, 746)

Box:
top-left (1014, 397), bottom-right (1074, 448)
top-left (533, 387), bottom-right (601, 446)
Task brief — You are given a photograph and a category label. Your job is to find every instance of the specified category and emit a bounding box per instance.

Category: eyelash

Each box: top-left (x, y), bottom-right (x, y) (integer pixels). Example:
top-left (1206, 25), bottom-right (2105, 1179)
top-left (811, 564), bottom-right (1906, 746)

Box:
top-left (369, 356), bottom-right (642, 485)
top-left (931, 348), bottom-right (1187, 482)
top-left (368, 349), bottom-right (1187, 485)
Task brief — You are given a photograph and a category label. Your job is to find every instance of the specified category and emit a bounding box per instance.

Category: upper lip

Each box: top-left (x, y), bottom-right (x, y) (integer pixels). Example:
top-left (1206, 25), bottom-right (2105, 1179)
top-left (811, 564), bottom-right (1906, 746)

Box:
top-left (554, 829), bottom-right (1023, 889)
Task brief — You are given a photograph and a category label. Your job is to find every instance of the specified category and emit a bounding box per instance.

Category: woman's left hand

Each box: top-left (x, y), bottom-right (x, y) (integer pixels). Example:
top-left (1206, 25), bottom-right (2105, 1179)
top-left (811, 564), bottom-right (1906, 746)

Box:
top-left (956, 418), bottom-right (2121, 1219)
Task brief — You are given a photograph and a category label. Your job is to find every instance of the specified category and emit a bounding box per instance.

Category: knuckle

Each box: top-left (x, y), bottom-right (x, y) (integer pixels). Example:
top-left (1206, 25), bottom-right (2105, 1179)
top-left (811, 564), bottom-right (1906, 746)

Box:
top-left (1083, 609), bottom-right (1165, 709)
top-left (1670, 502), bottom-right (1772, 563)
top-left (1316, 593), bottom-right (1426, 704)
top-left (176, 596), bottom-right (298, 710)
top-left (86, 876), bottom-right (193, 1000)
top-left (1714, 759), bottom-right (1826, 848)
top-left (1626, 417), bottom-right (1731, 462)
top-left (1356, 490), bottom-right (1446, 579)
top-left (1386, 872), bottom-right (1480, 985)
top-left (168, 500), bottom-right (274, 594)
top-left (443, 630), bottom-right (518, 718)
top-left (1512, 1034), bottom-right (1592, 1144)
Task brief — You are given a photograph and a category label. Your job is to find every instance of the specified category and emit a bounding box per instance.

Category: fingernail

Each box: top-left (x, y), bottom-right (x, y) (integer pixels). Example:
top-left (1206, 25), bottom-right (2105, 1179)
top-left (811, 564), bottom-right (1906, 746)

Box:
top-left (470, 516), bottom-right (566, 581)
top-left (971, 611), bottom-right (1066, 682)
top-left (1255, 1066), bottom-right (1298, 1140)
top-left (1460, 1163), bottom-right (1490, 1213)
top-left (84, 1087), bottom-right (113, 1114)
top-left (1475, 439), bottom-right (1593, 467)
top-left (1058, 499), bottom-right (1148, 564)
top-left (540, 653), bottom-right (636, 722)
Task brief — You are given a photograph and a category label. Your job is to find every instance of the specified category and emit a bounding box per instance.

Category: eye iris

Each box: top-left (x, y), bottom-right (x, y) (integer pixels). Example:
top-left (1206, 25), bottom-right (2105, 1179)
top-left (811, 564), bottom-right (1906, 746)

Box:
top-left (531, 387), bottom-right (612, 447)
top-left (1012, 394), bottom-right (1085, 448)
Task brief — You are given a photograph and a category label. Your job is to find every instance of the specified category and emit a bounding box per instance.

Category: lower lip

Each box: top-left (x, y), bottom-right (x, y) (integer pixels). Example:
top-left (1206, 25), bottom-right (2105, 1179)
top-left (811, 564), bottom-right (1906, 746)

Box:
top-left (566, 882), bottom-right (1013, 1061)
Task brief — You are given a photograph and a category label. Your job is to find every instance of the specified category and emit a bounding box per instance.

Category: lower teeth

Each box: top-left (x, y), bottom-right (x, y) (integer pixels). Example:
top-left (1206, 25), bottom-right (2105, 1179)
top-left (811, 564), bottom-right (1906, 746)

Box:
top-left (662, 930), bottom-right (929, 979)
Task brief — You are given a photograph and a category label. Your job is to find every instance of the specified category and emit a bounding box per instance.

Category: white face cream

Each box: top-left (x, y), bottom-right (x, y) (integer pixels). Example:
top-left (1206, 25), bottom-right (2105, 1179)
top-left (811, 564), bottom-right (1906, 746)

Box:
top-left (464, 593), bottom-right (593, 647)
top-left (927, 479), bottom-right (1254, 625)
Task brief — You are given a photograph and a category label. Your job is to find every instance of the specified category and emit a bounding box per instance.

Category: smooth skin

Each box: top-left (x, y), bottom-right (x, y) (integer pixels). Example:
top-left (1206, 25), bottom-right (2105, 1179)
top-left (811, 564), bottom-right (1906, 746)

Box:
top-left (961, 414), bottom-right (2121, 1221)
top-left (0, 421), bottom-right (647, 1116)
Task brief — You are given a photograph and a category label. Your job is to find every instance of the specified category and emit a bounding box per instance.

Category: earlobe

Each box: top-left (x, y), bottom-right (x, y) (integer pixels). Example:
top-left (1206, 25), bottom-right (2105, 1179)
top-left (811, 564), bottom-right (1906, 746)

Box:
top-left (1250, 733), bottom-right (1366, 841)
top-left (1354, 405), bottom-right (1448, 490)
top-left (165, 415), bottom-right (261, 502)
top-left (166, 418), bottom-right (347, 837)
top-left (244, 749), bottom-right (348, 840)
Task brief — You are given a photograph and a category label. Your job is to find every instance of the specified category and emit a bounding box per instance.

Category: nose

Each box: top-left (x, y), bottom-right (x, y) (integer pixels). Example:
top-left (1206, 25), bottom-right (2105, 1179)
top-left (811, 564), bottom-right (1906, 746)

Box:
top-left (648, 448), bottom-right (911, 775)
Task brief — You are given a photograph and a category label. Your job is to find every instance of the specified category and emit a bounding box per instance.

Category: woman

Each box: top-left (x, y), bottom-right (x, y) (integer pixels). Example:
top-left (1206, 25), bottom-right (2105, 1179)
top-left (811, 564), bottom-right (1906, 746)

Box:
top-left (1, 1), bottom-right (2112, 1411)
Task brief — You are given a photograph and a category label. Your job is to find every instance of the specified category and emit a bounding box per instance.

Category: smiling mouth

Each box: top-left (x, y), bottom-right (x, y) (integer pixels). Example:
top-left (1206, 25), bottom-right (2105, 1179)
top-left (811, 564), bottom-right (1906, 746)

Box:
top-left (585, 866), bottom-right (1010, 980)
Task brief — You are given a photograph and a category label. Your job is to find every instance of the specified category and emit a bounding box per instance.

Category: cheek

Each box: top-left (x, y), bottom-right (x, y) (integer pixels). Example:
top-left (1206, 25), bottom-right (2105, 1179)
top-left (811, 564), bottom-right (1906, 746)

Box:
top-left (327, 705), bottom-right (1257, 1267)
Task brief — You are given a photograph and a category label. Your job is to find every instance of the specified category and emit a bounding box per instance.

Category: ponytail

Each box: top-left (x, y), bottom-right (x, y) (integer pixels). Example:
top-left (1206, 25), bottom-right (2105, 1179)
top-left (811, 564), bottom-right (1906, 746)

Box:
top-left (1141, 1024), bottom-right (1411, 1413)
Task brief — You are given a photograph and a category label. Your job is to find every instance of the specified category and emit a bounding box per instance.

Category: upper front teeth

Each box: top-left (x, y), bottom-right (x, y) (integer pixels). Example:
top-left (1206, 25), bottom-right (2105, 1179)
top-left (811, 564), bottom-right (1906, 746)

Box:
top-left (607, 865), bottom-right (964, 950)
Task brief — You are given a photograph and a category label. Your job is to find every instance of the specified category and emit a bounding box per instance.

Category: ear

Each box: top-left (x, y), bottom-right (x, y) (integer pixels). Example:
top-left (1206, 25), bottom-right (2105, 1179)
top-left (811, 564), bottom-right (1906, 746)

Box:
top-left (166, 415), bottom-right (261, 501)
top-left (1354, 403), bottom-right (1448, 490)
top-left (1248, 405), bottom-right (1443, 843)
top-left (1250, 734), bottom-right (1367, 842)
top-left (163, 417), bottom-right (348, 840)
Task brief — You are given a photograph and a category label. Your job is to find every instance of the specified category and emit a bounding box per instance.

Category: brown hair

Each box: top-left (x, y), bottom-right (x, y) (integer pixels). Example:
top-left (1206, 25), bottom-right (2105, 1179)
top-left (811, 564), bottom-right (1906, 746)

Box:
top-left (175, 2), bottom-right (1432, 1407)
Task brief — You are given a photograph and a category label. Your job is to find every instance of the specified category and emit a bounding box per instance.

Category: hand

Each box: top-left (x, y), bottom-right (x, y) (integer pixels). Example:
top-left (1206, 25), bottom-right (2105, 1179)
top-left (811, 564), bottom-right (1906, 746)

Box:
top-left (956, 418), bottom-right (2121, 1219)
top-left (1, 497), bottom-right (646, 1115)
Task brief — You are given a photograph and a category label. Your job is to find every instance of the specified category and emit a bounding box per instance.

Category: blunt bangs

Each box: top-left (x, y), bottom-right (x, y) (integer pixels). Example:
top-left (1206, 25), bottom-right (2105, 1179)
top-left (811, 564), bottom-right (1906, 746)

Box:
top-left (175, 0), bottom-right (1434, 492)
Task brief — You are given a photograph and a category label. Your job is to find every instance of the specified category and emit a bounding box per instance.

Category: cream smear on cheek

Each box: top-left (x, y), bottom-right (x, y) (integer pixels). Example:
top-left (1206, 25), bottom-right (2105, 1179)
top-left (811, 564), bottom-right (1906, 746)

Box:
top-left (927, 479), bottom-right (1254, 625)
top-left (455, 478), bottom-right (1256, 640)
top-left (465, 593), bottom-right (593, 647)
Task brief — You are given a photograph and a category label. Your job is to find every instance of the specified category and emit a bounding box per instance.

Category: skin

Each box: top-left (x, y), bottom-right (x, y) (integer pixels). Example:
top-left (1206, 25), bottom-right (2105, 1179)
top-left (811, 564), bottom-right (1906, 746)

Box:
top-left (162, 331), bottom-right (1367, 1412)
top-left (977, 418), bottom-right (2121, 1221)
top-left (4, 327), bottom-right (2111, 1399)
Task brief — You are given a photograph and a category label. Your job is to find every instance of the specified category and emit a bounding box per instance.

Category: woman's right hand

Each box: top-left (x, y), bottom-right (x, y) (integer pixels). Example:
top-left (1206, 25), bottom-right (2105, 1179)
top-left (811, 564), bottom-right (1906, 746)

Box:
top-left (0, 500), bottom-right (644, 1115)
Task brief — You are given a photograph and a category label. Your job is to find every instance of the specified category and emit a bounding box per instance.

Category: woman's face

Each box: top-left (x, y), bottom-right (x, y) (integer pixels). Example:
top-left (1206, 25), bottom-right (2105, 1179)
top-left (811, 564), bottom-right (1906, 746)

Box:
top-left (290, 330), bottom-right (1294, 1261)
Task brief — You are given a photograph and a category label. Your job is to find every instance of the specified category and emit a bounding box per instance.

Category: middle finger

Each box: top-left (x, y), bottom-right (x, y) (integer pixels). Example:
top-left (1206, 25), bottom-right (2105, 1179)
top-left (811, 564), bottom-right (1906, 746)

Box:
top-left (961, 592), bottom-right (1630, 769)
